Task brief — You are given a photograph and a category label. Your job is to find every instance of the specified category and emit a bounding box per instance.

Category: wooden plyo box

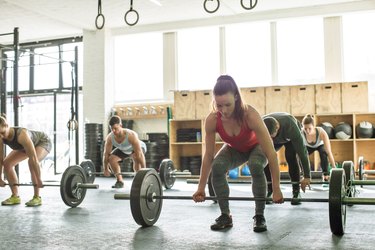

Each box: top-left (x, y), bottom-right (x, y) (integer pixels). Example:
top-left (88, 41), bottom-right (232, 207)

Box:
top-left (241, 87), bottom-right (266, 115)
top-left (341, 82), bottom-right (368, 113)
top-left (265, 86), bottom-right (291, 114)
top-left (174, 91), bottom-right (196, 120)
top-left (290, 85), bottom-right (316, 116)
top-left (195, 90), bottom-right (212, 119)
top-left (315, 83), bottom-right (342, 114)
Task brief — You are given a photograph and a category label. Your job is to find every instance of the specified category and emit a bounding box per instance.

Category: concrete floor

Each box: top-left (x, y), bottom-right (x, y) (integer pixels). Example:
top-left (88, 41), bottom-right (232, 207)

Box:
top-left (1, 174), bottom-right (375, 250)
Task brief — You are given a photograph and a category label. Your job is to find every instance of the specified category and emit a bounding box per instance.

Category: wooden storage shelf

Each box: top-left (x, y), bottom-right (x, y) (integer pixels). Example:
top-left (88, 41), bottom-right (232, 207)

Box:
top-left (169, 113), bottom-right (375, 176)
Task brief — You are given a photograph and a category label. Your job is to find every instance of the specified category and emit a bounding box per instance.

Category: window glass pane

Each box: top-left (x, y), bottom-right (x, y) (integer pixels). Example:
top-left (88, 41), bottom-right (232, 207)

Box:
top-left (5, 51), bottom-right (30, 91)
top-left (62, 43), bottom-right (83, 87)
top-left (277, 17), bottom-right (324, 84)
top-left (178, 27), bottom-right (220, 90)
top-left (34, 46), bottom-right (59, 89)
top-left (343, 12), bottom-right (375, 112)
top-left (226, 22), bottom-right (271, 87)
top-left (114, 33), bottom-right (163, 102)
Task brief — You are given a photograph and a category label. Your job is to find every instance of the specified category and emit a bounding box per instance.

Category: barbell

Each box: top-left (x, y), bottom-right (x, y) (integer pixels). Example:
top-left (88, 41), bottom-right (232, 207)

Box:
top-left (80, 158), bottom-right (191, 189)
top-left (3, 165), bottom-right (99, 208)
top-left (113, 160), bottom-right (375, 236)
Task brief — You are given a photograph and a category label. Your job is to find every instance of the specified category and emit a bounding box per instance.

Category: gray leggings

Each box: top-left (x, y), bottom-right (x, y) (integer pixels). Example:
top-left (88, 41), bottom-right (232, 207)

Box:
top-left (211, 144), bottom-right (268, 216)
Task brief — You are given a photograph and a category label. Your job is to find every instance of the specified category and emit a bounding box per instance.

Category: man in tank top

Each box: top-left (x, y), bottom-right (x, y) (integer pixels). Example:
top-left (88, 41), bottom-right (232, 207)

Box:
top-left (102, 115), bottom-right (147, 188)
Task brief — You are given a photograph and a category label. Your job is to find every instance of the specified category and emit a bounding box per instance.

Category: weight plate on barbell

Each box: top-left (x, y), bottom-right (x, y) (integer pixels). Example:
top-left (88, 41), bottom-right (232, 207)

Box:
top-left (80, 159), bottom-right (96, 184)
top-left (329, 169), bottom-right (346, 236)
top-left (159, 159), bottom-right (176, 189)
top-left (343, 161), bottom-right (356, 202)
top-left (130, 168), bottom-right (163, 227)
top-left (60, 165), bottom-right (88, 208)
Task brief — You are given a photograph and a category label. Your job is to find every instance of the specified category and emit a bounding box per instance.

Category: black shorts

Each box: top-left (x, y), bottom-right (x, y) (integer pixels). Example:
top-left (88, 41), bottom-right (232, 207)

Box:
top-left (110, 148), bottom-right (131, 160)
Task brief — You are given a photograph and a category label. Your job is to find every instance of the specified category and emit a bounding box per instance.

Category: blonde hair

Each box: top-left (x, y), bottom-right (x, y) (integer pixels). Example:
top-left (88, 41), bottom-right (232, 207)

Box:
top-left (0, 114), bottom-right (8, 127)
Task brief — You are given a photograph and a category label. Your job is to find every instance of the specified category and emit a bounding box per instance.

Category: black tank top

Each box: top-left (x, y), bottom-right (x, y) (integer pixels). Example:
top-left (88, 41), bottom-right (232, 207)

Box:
top-left (3, 127), bottom-right (24, 150)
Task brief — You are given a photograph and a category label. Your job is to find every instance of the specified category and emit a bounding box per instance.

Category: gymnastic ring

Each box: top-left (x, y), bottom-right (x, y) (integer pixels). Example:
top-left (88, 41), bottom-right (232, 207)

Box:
top-left (203, 0), bottom-right (220, 14)
top-left (124, 9), bottom-right (139, 26)
top-left (67, 120), bottom-right (78, 131)
top-left (240, 0), bottom-right (258, 10)
top-left (95, 13), bottom-right (105, 29)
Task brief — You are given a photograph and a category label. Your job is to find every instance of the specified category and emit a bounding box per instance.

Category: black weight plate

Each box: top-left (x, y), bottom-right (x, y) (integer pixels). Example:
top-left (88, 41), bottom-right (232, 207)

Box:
top-left (342, 161), bottom-right (356, 202)
top-left (329, 169), bottom-right (346, 236)
top-left (159, 159), bottom-right (176, 189)
top-left (358, 156), bottom-right (364, 181)
top-left (130, 168), bottom-right (163, 227)
top-left (60, 165), bottom-right (87, 208)
top-left (80, 159), bottom-right (96, 183)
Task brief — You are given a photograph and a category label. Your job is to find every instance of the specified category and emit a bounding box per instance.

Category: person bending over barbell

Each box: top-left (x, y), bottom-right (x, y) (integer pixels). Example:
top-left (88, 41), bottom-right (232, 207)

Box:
top-left (0, 114), bottom-right (52, 206)
top-left (301, 114), bottom-right (336, 182)
top-left (263, 112), bottom-right (311, 205)
top-left (192, 75), bottom-right (284, 232)
top-left (102, 115), bottom-right (147, 188)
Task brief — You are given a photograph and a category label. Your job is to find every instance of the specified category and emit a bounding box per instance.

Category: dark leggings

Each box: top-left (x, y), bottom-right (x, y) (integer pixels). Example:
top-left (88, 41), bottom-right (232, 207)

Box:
top-left (264, 142), bottom-right (300, 193)
top-left (211, 144), bottom-right (268, 216)
top-left (307, 145), bottom-right (329, 176)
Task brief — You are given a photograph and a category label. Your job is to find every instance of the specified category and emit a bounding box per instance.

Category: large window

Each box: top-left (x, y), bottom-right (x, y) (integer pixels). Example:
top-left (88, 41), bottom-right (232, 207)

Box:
top-left (343, 12), bottom-right (375, 81)
top-left (62, 43), bottom-right (84, 88)
top-left (277, 17), bottom-right (324, 84)
top-left (34, 46), bottom-right (60, 89)
top-left (177, 27), bottom-right (220, 90)
top-left (343, 12), bottom-right (375, 112)
top-left (225, 22), bottom-right (272, 87)
top-left (114, 32), bottom-right (163, 102)
top-left (4, 51), bottom-right (30, 92)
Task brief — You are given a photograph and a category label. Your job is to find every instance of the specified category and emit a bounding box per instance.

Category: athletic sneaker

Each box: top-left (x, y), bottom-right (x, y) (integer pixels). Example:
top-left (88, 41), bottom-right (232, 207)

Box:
top-left (210, 213), bottom-right (233, 230)
top-left (291, 191), bottom-right (301, 205)
top-left (253, 215), bottom-right (267, 232)
top-left (112, 181), bottom-right (124, 189)
top-left (1, 195), bottom-right (21, 206)
top-left (25, 196), bottom-right (42, 207)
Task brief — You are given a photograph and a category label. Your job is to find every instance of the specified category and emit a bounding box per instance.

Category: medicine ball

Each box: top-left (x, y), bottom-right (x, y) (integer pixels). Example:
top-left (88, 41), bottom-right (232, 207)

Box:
top-left (319, 122), bottom-right (334, 139)
top-left (356, 121), bottom-right (374, 138)
top-left (334, 122), bottom-right (352, 139)
top-left (228, 168), bottom-right (239, 179)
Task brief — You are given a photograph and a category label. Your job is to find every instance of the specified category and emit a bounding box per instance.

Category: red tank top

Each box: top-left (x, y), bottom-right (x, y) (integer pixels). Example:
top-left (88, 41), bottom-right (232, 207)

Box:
top-left (216, 112), bottom-right (258, 152)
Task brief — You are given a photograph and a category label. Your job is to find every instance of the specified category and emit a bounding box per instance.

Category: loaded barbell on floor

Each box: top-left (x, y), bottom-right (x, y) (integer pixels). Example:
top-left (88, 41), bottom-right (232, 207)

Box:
top-left (113, 161), bottom-right (375, 236)
top-left (80, 159), bottom-right (191, 189)
top-left (3, 165), bottom-right (99, 208)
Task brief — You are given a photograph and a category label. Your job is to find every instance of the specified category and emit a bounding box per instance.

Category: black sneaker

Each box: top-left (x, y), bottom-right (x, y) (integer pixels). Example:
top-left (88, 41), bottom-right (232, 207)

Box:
top-left (210, 213), bottom-right (233, 231)
top-left (291, 191), bottom-right (301, 205)
top-left (112, 181), bottom-right (124, 189)
top-left (266, 191), bottom-right (273, 205)
top-left (253, 215), bottom-right (267, 232)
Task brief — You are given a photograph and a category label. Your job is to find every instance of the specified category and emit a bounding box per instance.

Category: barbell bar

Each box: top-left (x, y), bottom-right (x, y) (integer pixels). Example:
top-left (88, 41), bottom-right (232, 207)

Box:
top-left (113, 161), bottom-right (375, 236)
top-left (80, 158), bottom-right (190, 189)
top-left (5, 183), bottom-right (98, 189)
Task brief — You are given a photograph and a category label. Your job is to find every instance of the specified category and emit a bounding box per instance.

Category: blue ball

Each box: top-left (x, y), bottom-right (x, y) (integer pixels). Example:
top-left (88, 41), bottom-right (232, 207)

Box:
top-left (228, 168), bottom-right (239, 179)
top-left (241, 165), bottom-right (251, 176)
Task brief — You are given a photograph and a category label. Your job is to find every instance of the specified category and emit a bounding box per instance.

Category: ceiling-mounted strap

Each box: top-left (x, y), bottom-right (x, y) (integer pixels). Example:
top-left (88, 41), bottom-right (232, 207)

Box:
top-left (203, 0), bottom-right (220, 14)
top-left (240, 0), bottom-right (258, 10)
top-left (124, 0), bottom-right (139, 26)
top-left (95, 0), bottom-right (105, 29)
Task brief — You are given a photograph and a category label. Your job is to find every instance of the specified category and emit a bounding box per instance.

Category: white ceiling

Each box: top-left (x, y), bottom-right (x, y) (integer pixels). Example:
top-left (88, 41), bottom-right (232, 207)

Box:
top-left (0, 0), bottom-right (374, 45)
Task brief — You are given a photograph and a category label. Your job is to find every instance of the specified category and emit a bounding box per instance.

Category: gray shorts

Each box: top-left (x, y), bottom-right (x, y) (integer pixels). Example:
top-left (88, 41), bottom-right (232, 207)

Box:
top-left (35, 133), bottom-right (52, 153)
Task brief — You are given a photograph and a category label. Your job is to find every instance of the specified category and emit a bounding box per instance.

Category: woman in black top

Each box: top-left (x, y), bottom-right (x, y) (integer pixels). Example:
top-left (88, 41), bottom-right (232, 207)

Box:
top-left (0, 115), bottom-right (52, 206)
